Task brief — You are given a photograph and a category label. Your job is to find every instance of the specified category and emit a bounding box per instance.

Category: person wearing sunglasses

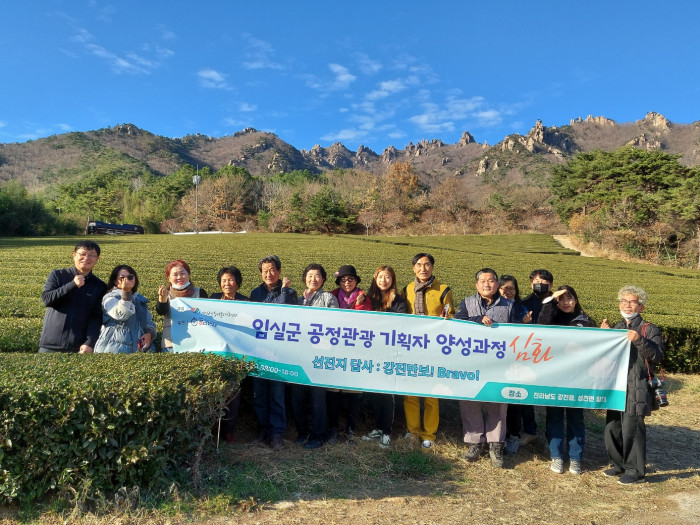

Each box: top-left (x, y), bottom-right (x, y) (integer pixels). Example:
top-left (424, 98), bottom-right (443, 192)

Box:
top-left (94, 265), bottom-right (156, 354)
top-left (39, 240), bottom-right (107, 353)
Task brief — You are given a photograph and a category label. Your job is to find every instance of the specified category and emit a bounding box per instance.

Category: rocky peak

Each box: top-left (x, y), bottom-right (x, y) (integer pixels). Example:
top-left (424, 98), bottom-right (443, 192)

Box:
top-left (584, 115), bottom-right (617, 126)
top-left (641, 111), bottom-right (671, 131)
top-left (459, 131), bottom-right (475, 145)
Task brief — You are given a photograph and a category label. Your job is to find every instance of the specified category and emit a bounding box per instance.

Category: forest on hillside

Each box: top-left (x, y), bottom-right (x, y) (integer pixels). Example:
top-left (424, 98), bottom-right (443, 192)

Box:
top-left (1, 147), bottom-right (700, 267)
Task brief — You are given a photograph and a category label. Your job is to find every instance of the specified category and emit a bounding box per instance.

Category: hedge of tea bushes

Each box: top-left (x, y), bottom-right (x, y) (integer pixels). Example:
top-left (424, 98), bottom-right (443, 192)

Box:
top-left (0, 352), bottom-right (253, 504)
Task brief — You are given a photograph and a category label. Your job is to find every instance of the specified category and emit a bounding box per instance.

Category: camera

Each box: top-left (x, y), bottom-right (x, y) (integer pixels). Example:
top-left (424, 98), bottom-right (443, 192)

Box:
top-left (648, 377), bottom-right (669, 408)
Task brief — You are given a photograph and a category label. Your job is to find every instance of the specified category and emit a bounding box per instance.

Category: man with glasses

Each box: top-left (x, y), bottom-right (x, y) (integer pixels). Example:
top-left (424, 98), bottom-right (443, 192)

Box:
top-left (39, 240), bottom-right (107, 353)
top-left (600, 285), bottom-right (664, 484)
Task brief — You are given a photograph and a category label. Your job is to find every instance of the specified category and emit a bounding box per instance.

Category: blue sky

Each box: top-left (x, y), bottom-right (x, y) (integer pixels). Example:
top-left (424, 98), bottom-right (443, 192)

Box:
top-left (2, 1), bottom-right (699, 153)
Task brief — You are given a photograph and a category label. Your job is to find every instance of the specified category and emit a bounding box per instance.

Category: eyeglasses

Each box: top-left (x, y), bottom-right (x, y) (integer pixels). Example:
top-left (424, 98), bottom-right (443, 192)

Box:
top-left (118, 274), bottom-right (135, 281)
top-left (75, 251), bottom-right (98, 259)
top-left (340, 276), bottom-right (356, 283)
top-left (619, 299), bottom-right (640, 306)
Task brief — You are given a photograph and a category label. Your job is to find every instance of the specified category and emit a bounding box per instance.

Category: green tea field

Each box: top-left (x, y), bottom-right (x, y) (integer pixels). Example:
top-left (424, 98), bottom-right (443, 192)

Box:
top-left (1, 233), bottom-right (698, 367)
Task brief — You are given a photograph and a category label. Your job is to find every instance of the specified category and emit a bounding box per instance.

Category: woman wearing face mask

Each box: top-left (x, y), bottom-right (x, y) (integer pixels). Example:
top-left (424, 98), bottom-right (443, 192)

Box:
top-left (94, 265), bottom-right (156, 354)
top-left (600, 285), bottom-right (664, 485)
top-left (156, 259), bottom-right (208, 352)
top-left (362, 266), bottom-right (407, 448)
top-left (539, 285), bottom-right (595, 475)
top-left (292, 263), bottom-right (339, 449)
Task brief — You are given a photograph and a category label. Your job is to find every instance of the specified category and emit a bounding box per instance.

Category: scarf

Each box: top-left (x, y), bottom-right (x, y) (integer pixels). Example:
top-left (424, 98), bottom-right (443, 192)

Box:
top-left (337, 287), bottom-right (361, 309)
top-left (413, 276), bottom-right (435, 316)
top-left (169, 283), bottom-right (196, 298)
top-left (303, 289), bottom-right (318, 306)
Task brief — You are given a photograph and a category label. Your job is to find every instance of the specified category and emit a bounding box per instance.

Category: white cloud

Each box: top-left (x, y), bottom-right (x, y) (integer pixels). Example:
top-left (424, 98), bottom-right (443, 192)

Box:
top-left (321, 128), bottom-right (369, 142)
top-left (56, 123), bottom-right (72, 131)
top-left (409, 95), bottom-right (498, 133)
top-left (242, 34), bottom-right (284, 70)
top-left (239, 102), bottom-right (257, 112)
top-left (329, 63), bottom-right (356, 90)
top-left (0, 121), bottom-right (6, 128)
top-left (356, 53), bottom-right (382, 75)
top-left (476, 109), bottom-right (503, 126)
top-left (69, 26), bottom-right (172, 75)
top-left (366, 79), bottom-right (406, 101)
top-left (198, 68), bottom-right (229, 89)
top-left (223, 117), bottom-right (250, 127)
top-left (86, 43), bottom-right (151, 74)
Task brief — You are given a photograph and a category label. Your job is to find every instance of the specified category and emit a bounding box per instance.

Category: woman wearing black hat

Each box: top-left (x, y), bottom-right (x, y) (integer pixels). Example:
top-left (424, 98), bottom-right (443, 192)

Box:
top-left (330, 265), bottom-right (372, 311)
top-left (328, 264), bottom-right (371, 443)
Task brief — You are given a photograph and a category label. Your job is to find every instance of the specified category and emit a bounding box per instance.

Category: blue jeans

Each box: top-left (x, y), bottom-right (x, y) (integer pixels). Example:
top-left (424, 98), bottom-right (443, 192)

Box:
top-left (252, 377), bottom-right (287, 438)
top-left (545, 406), bottom-right (585, 461)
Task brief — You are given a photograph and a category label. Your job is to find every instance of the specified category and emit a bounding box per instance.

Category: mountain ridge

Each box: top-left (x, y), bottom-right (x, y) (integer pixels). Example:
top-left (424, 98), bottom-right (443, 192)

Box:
top-left (1, 111), bottom-right (699, 192)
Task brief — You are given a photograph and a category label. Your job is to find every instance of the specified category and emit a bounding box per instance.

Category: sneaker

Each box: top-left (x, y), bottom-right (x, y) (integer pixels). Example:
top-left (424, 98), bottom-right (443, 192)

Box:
top-left (404, 431), bottom-right (417, 441)
top-left (520, 433), bottom-right (537, 446)
top-left (269, 435), bottom-right (284, 451)
top-left (550, 458), bottom-right (564, 474)
top-left (618, 474), bottom-right (645, 485)
top-left (422, 439), bottom-right (434, 449)
top-left (303, 439), bottom-right (324, 450)
top-left (380, 434), bottom-right (391, 448)
top-left (464, 443), bottom-right (482, 461)
top-left (505, 436), bottom-right (520, 456)
top-left (362, 429), bottom-right (383, 441)
top-left (603, 466), bottom-right (623, 477)
top-left (489, 442), bottom-right (505, 468)
top-left (569, 460), bottom-right (582, 475)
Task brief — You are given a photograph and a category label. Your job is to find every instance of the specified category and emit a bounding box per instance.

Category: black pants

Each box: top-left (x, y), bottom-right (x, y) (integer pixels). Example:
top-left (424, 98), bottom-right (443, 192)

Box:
top-left (327, 391), bottom-right (362, 433)
top-left (604, 410), bottom-right (647, 479)
top-left (369, 393), bottom-right (395, 435)
top-left (506, 404), bottom-right (537, 437)
top-left (290, 384), bottom-right (327, 442)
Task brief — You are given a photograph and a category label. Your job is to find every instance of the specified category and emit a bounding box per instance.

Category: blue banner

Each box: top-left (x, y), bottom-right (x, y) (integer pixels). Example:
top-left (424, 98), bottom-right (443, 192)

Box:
top-left (171, 298), bottom-right (630, 409)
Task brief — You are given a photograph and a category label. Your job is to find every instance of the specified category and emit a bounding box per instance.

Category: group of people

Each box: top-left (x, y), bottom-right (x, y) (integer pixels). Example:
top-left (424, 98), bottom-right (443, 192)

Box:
top-left (39, 240), bottom-right (665, 484)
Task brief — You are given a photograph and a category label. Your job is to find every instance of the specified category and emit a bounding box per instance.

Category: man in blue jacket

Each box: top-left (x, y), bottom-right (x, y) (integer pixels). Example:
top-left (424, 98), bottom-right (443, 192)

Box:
top-left (39, 240), bottom-right (107, 353)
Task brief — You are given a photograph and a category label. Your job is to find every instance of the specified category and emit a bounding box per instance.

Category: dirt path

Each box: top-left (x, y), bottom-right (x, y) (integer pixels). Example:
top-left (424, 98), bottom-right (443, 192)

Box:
top-left (552, 234), bottom-right (595, 257)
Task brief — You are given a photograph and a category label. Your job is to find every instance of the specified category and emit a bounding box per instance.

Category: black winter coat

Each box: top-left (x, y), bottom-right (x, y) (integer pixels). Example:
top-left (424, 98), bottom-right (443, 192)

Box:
top-left (39, 267), bottom-right (106, 352)
top-left (614, 315), bottom-right (665, 416)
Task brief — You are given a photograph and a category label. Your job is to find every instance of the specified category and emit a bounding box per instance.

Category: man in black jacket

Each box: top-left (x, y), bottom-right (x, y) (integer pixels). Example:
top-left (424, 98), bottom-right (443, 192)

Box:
top-left (600, 285), bottom-right (664, 484)
top-left (38, 240), bottom-right (106, 353)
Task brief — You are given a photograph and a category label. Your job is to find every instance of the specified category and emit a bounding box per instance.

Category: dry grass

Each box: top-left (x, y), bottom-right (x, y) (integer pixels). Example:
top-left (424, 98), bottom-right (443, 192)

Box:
top-left (2, 375), bottom-right (699, 525)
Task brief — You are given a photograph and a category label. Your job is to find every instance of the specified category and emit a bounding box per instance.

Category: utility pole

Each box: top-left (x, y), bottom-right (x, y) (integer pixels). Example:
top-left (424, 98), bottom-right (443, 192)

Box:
top-left (193, 165), bottom-right (202, 233)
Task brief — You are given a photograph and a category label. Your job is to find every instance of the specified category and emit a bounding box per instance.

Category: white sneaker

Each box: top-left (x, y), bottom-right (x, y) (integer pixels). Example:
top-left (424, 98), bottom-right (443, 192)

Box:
top-left (569, 460), bottom-right (582, 475)
top-left (404, 432), bottom-right (417, 440)
top-left (422, 439), bottom-right (434, 449)
top-left (362, 429), bottom-right (383, 441)
top-left (380, 434), bottom-right (390, 448)
top-left (550, 458), bottom-right (564, 474)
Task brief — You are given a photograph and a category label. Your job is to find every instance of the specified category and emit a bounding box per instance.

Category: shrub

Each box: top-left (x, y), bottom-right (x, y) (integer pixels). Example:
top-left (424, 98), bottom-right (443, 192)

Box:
top-left (0, 353), bottom-right (253, 504)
